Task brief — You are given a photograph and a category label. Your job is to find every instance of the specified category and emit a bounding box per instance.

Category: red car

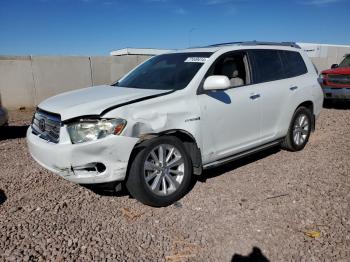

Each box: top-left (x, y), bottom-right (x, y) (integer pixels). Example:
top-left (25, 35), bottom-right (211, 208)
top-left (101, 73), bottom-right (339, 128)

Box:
top-left (320, 54), bottom-right (350, 100)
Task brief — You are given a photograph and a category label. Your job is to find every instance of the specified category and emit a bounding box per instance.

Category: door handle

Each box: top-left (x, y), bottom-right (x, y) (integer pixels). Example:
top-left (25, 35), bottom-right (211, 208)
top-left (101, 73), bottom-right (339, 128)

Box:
top-left (250, 94), bottom-right (261, 100)
top-left (290, 86), bottom-right (298, 91)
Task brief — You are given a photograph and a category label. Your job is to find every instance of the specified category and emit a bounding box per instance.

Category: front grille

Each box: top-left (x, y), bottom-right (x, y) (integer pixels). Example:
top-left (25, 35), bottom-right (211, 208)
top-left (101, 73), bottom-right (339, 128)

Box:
top-left (327, 74), bottom-right (350, 85)
top-left (31, 109), bottom-right (61, 143)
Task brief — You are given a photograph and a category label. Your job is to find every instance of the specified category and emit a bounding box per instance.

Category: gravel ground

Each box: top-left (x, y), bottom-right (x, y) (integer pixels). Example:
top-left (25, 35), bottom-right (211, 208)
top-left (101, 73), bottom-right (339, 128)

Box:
top-left (0, 104), bottom-right (349, 261)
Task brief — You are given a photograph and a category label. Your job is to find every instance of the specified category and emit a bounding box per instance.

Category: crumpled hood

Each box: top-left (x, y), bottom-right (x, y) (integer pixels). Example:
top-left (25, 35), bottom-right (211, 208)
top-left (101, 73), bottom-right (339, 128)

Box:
top-left (38, 85), bottom-right (169, 121)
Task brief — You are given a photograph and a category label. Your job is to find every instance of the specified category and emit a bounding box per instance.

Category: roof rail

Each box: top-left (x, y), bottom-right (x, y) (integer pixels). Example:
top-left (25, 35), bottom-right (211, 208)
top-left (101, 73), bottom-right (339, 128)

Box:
top-left (207, 41), bottom-right (301, 49)
top-left (206, 41), bottom-right (243, 47)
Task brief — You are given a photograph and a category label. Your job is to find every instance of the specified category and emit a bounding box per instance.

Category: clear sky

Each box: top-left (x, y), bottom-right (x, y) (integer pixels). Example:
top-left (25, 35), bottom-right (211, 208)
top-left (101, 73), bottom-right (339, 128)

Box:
top-left (0, 0), bottom-right (349, 55)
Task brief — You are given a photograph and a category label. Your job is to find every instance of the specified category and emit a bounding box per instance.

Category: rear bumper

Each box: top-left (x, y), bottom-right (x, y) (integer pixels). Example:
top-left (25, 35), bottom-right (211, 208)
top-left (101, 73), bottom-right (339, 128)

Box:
top-left (322, 87), bottom-right (350, 99)
top-left (0, 107), bottom-right (8, 126)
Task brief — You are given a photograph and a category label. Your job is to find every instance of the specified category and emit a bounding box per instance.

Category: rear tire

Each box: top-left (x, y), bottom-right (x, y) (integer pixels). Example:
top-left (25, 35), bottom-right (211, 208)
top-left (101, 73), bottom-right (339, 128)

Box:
top-left (125, 136), bottom-right (192, 207)
top-left (281, 106), bottom-right (312, 152)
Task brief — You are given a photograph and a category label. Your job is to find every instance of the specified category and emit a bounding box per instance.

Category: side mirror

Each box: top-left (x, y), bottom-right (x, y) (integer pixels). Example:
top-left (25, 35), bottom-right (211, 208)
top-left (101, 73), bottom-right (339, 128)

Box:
top-left (203, 75), bottom-right (231, 91)
top-left (331, 64), bottom-right (339, 69)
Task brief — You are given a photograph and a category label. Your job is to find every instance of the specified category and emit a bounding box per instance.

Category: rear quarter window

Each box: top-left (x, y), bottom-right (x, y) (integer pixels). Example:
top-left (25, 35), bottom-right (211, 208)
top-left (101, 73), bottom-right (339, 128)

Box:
top-left (281, 51), bottom-right (308, 78)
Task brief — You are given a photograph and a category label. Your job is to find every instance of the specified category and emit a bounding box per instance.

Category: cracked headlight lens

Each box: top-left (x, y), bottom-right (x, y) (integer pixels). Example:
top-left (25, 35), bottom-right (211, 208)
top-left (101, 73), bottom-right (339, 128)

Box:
top-left (67, 118), bottom-right (127, 144)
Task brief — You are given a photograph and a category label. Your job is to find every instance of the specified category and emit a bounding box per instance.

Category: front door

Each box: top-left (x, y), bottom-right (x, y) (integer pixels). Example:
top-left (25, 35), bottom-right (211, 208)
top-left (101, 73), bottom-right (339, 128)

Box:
top-left (197, 51), bottom-right (262, 164)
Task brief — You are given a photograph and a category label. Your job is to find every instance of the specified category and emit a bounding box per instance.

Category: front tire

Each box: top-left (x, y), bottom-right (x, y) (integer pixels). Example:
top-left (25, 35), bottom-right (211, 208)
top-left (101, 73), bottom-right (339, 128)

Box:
top-left (125, 136), bottom-right (192, 207)
top-left (281, 106), bottom-right (312, 152)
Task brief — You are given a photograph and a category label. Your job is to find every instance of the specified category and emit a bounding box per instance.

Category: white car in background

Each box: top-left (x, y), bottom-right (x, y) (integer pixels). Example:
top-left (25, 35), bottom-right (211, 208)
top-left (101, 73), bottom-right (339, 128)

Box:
top-left (27, 41), bottom-right (324, 207)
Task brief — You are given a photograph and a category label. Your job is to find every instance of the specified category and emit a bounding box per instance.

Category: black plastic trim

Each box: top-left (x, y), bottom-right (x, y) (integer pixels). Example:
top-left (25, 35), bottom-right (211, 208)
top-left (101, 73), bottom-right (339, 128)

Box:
top-left (62, 115), bottom-right (101, 124)
top-left (203, 138), bottom-right (284, 169)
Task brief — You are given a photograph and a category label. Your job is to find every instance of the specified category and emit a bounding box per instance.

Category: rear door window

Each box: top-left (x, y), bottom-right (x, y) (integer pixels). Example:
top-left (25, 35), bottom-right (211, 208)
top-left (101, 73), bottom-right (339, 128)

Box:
top-left (249, 50), bottom-right (285, 83)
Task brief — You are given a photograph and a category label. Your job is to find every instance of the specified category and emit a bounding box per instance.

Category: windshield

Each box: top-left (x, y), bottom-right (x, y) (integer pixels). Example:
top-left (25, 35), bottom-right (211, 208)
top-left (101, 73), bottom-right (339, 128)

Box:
top-left (114, 52), bottom-right (212, 90)
top-left (339, 55), bottom-right (350, 68)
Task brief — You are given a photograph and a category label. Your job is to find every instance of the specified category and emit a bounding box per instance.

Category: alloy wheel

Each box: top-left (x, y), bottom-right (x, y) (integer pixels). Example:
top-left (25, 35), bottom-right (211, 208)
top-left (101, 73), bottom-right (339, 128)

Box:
top-left (292, 114), bottom-right (310, 146)
top-left (143, 144), bottom-right (185, 196)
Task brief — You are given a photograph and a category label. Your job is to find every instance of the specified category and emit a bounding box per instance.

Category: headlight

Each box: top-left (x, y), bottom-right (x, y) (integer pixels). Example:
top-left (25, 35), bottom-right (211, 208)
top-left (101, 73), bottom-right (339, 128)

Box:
top-left (318, 74), bottom-right (327, 80)
top-left (318, 74), bottom-right (326, 85)
top-left (67, 118), bottom-right (127, 144)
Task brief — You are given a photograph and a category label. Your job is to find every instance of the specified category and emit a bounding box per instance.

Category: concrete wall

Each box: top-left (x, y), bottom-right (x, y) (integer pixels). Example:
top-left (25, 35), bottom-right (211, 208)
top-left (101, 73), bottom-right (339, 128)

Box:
top-left (310, 55), bottom-right (347, 72)
top-left (110, 55), bottom-right (150, 83)
top-left (0, 56), bottom-right (36, 109)
top-left (31, 56), bottom-right (92, 104)
top-left (0, 55), bottom-right (152, 109)
top-left (1, 44), bottom-right (349, 109)
top-left (299, 43), bottom-right (350, 72)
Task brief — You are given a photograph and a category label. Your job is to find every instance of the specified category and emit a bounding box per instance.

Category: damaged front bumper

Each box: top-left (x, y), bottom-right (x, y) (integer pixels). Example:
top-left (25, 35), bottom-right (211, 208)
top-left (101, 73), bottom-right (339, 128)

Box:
top-left (26, 127), bottom-right (139, 184)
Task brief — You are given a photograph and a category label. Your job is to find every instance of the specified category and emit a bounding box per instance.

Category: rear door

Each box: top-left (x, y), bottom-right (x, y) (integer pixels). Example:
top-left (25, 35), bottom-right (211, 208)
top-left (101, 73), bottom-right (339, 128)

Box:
top-left (250, 49), bottom-right (298, 143)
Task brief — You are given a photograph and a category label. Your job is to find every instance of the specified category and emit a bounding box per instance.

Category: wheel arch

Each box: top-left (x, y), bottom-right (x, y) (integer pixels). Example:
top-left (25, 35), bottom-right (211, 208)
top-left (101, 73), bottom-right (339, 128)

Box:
top-left (127, 129), bottom-right (203, 179)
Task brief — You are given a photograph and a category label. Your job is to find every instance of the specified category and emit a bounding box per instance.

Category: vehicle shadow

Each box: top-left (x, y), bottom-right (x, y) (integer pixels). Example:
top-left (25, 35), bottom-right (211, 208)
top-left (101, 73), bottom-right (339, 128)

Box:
top-left (0, 125), bottom-right (29, 141)
top-left (232, 246), bottom-right (270, 262)
top-left (81, 182), bottom-right (130, 197)
top-left (196, 146), bottom-right (280, 183)
top-left (0, 189), bottom-right (7, 205)
top-left (323, 100), bottom-right (350, 110)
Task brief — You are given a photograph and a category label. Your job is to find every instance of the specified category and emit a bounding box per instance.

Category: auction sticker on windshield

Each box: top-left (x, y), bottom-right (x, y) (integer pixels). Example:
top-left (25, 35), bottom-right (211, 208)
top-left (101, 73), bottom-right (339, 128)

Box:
top-left (185, 57), bottom-right (209, 63)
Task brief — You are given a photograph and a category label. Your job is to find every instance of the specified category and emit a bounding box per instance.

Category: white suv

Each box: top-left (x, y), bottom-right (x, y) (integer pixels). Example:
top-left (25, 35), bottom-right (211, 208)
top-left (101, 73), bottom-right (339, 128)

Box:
top-left (27, 42), bottom-right (324, 206)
